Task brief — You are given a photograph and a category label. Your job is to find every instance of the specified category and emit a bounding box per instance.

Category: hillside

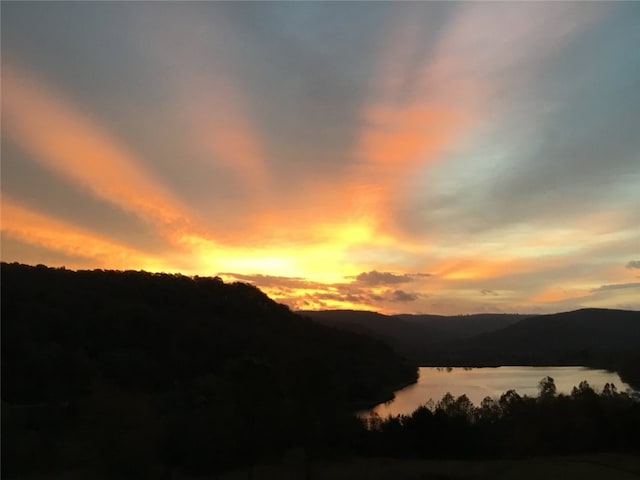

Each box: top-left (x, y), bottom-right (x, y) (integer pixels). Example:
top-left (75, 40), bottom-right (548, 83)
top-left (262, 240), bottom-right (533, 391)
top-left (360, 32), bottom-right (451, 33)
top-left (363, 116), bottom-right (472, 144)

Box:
top-left (298, 310), bottom-right (446, 356)
top-left (433, 308), bottom-right (640, 387)
top-left (415, 308), bottom-right (639, 363)
top-left (457, 308), bottom-right (639, 358)
top-left (397, 312), bottom-right (532, 338)
top-left (302, 308), bottom-right (640, 388)
top-left (1, 263), bottom-right (416, 477)
top-left (300, 309), bottom-right (526, 359)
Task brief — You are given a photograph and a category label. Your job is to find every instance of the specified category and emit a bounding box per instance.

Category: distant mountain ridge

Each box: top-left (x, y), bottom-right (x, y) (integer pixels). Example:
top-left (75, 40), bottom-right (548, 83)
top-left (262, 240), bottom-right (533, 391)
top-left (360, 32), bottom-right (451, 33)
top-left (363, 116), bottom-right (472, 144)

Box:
top-left (299, 307), bottom-right (640, 388)
top-left (446, 308), bottom-right (640, 364)
top-left (298, 309), bottom-right (530, 358)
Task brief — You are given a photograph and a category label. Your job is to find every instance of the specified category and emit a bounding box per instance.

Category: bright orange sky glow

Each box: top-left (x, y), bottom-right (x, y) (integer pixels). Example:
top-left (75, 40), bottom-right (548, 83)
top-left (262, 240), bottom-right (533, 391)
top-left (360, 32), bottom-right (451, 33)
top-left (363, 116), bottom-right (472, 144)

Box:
top-left (2, 2), bottom-right (639, 314)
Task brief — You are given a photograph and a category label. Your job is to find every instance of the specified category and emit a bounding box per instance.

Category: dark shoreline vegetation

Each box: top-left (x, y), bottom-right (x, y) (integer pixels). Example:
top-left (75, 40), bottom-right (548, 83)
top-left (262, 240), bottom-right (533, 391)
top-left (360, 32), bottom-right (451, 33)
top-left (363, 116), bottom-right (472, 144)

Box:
top-left (2, 263), bottom-right (639, 478)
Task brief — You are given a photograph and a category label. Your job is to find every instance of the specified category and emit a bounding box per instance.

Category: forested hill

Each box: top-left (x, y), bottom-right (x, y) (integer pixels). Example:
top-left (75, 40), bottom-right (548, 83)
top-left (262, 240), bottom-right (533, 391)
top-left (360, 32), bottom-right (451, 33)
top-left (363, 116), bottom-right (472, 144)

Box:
top-left (450, 308), bottom-right (640, 362)
top-left (300, 309), bottom-right (527, 358)
top-left (1, 262), bottom-right (416, 476)
top-left (439, 308), bottom-right (640, 388)
top-left (302, 307), bottom-right (640, 389)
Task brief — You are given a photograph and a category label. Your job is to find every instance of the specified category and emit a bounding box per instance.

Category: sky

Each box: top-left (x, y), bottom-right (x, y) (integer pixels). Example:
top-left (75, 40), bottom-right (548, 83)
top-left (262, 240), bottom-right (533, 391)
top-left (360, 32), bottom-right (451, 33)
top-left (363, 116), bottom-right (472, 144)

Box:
top-left (2, 2), bottom-right (639, 315)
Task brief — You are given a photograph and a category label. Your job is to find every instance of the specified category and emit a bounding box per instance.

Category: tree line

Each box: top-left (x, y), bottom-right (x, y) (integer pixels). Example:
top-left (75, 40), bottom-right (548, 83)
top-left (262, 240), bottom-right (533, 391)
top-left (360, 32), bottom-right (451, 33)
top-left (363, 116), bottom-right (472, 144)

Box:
top-left (1, 263), bottom-right (416, 478)
top-left (358, 376), bottom-right (640, 459)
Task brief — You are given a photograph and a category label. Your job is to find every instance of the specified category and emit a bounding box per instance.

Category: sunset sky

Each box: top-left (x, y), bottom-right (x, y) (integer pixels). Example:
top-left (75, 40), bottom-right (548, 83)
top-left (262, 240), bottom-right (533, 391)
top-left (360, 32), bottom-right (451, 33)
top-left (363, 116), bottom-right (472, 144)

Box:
top-left (2, 2), bottom-right (639, 315)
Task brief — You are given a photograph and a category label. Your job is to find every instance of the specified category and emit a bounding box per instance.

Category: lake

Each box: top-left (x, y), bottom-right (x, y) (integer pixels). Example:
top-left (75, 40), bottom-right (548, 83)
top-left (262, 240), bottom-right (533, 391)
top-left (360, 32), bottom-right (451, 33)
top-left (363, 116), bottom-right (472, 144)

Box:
top-left (367, 366), bottom-right (633, 418)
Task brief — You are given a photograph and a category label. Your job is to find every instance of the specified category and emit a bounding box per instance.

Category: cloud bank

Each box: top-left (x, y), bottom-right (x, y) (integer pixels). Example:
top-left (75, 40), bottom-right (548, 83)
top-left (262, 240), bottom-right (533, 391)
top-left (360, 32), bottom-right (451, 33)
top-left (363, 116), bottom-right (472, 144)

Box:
top-left (2, 2), bottom-right (639, 314)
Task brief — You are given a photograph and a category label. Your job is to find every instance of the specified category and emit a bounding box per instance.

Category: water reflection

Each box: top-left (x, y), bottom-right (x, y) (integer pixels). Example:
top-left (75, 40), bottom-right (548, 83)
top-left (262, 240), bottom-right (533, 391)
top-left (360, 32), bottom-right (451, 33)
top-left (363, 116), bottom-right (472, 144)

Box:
top-left (368, 366), bottom-right (633, 418)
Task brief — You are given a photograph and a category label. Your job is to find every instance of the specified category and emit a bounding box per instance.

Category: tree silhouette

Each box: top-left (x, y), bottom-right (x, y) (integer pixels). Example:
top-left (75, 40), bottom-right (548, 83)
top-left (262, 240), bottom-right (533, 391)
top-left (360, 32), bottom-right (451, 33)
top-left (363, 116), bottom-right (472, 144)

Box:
top-left (538, 376), bottom-right (556, 399)
top-left (364, 378), bottom-right (640, 459)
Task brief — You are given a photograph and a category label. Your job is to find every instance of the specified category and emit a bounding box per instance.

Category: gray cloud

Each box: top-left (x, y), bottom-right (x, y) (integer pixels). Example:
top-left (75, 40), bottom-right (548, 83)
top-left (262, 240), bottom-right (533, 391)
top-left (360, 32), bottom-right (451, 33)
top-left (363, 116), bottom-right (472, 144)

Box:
top-left (389, 290), bottom-right (418, 303)
top-left (591, 282), bottom-right (640, 293)
top-left (355, 270), bottom-right (412, 285)
top-left (480, 289), bottom-right (499, 296)
top-left (303, 286), bottom-right (421, 305)
top-left (396, 5), bottom-right (640, 239)
top-left (223, 271), bottom-right (423, 309)
top-left (1, 143), bottom-right (171, 255)
top-left (354, 270), bottom-right (431, 286)
top-left (626, 261), bottom-right (640, 270)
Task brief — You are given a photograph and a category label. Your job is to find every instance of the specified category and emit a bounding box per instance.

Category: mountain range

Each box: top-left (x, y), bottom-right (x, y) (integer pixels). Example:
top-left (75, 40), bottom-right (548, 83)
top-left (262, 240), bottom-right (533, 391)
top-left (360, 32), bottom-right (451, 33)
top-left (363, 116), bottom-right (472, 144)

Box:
top-left (300, 308), bottom-right (640, 388)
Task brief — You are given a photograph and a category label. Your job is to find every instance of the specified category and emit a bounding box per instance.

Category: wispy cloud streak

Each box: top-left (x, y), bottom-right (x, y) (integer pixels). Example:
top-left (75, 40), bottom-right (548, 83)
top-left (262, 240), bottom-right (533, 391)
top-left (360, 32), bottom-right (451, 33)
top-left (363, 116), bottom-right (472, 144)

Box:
top-left (1, 196), bottom-right (169, 271)
top-left (2, 63), bottom-right (193, 233)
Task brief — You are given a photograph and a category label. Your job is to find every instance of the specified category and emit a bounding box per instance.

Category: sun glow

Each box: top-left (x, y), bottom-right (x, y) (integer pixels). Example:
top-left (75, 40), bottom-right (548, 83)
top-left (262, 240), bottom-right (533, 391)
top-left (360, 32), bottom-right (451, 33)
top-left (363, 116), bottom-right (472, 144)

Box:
top-left (3, 2), bottom-right (638, 314)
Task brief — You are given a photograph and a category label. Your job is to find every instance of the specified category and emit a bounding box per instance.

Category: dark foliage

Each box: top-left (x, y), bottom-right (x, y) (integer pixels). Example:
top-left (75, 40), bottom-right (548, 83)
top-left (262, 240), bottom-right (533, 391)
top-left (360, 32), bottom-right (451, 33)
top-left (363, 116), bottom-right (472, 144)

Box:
top-left (447, 308), bottom-right (640, 364)
top-left (1, 263), bottom-right (416, 478)
top-left (301, 309), bottom-right (526, 358)
top-left (360, 378), bottom-right (640, 459)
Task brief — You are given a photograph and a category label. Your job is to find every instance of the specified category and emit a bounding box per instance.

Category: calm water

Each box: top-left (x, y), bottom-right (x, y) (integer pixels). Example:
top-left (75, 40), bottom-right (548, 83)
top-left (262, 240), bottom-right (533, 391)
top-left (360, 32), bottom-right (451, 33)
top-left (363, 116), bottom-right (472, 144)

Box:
top-left (368, 366), bottom-right (633, 418)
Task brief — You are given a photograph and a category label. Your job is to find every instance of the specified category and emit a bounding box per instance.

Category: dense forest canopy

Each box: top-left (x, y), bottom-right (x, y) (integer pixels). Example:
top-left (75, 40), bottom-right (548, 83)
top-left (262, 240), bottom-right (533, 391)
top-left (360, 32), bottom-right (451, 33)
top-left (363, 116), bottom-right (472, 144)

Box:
top-left (361, 376), bottom-right (640, 460)
top-left (1, 262), bottom-right (415, 476)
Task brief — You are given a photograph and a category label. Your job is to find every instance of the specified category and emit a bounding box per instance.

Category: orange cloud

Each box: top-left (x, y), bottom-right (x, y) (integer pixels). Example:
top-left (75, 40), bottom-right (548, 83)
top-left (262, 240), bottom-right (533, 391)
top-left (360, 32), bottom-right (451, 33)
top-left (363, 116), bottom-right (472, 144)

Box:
top-left (1, 197), bottom-right (170, 271)
top-left (134, 13), bottom-right (270, 201)
top-left (359, 104), bottom-right (465, 166)
top-left (348, 12), bottom-right (477, 239)
top-left (527, 257), bottom-right (640, 306)
top-left (527, 287), bottom-right (591, 305)
top-left (2, 63), bottom-right (193, 235)
top-left (180, 73), bottom-right (270, 196)
top-left (358, 9), bottom-right (478, 166)
top-left (430, 254), bottom-right (563, 283)
top-left (349, 3), bottom-right (605, 248)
